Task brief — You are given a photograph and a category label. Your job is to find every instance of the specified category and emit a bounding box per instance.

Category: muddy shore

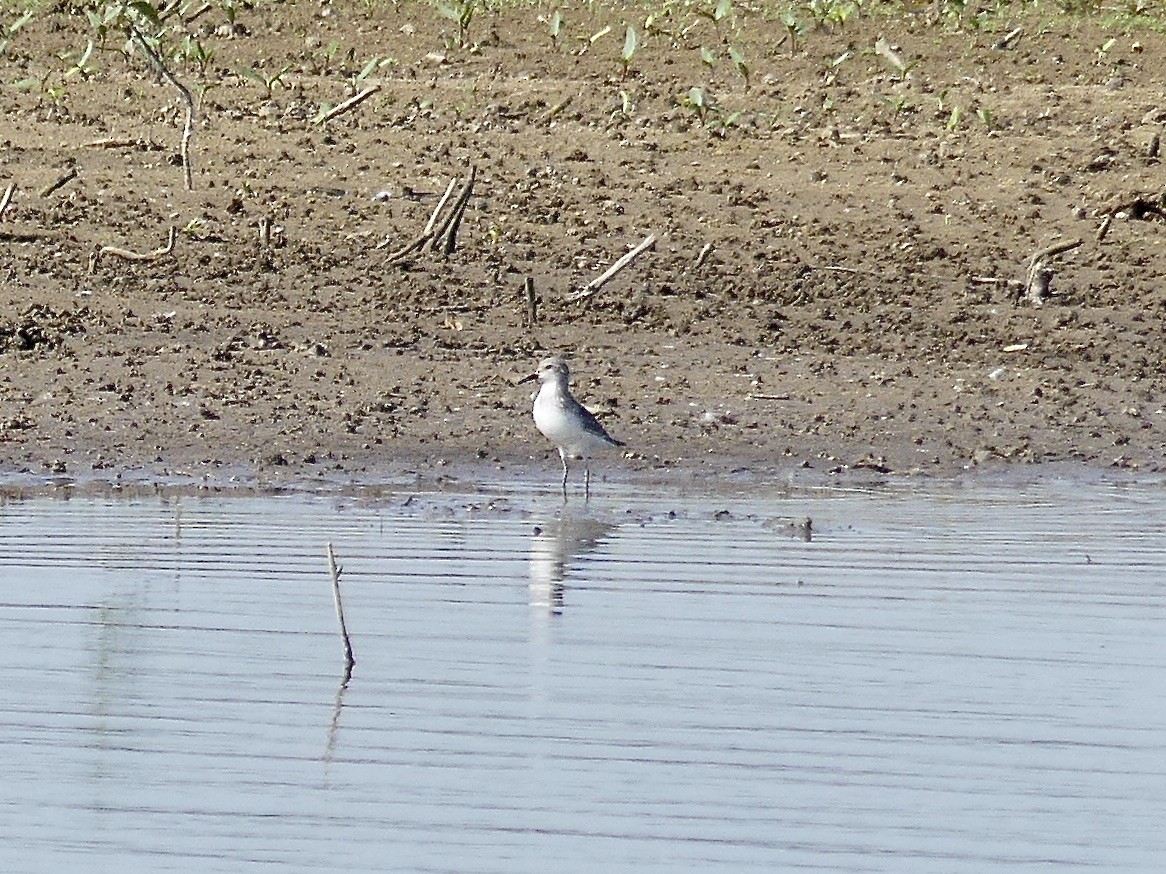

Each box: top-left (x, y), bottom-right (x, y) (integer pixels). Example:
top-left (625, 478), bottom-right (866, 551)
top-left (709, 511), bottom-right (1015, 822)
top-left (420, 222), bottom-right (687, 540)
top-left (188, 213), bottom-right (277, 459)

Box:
top-left (2, 3), bottom-right (1165, 492)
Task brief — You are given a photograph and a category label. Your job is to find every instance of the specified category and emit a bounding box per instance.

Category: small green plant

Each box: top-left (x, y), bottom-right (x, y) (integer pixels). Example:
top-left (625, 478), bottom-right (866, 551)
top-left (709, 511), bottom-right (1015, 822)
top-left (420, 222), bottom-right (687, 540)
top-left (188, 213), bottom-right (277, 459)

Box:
top-left (12, 69), bottom-right (66, 107)
top-left (179, 35), bottom-right (215, 75)
top-left (84, 1), bottom-right (196, 190)
top-left (237, 64), bottom-right (290, 98)
top-left (778, 9), bottom-right (805, 55)
top-left (350, 55), bottom-right (393, 91)
top-left (874, 36), bottom-right (918, 79)
top-left (728, 44), bottom-right (749, 90)
top-left (698, 0), bottom-right (733, 40)
top-left (620, 25), bottom-right (638, 79)
top-left (0, 9), bottom-right (33, 60)
top-left (1095, 36), bottom-right (1117, 63)
top-left (63, 40), bottom-right (98, 79)
top-left (700, 46), bottom-right (716, 67)
top-left (706, 108), bottom-right (741, 138)
top-left (682, 86), bottom-right (740, 137)
top-left (805, 0), bottom-right (860, 28)
top-left (436, 0), bottom-right (481, 49)
top-left (549, 9), bottom-right (564, 47)
top-left (684, 85), bottom-right (710, 123)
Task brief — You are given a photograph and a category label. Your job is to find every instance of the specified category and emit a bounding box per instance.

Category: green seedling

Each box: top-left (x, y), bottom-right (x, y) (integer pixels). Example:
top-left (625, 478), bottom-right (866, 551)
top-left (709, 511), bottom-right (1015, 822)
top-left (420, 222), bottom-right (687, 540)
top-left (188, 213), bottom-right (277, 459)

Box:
top-left (0, 9), bottom-right (33, 60)
top-left (778, 10), bottom-right (804, 55)
top-left (877, 93), bottom-right (914, 115)
top-left (698, 0), bottom-right (733, 39)
top-left (437, 0), bottom-right (480, 49)
top-left (805, 0), bottom-right (860, 28)
top-left (351, 55), bottom-right (393, 90)
top-left (63, 40), bottom-right (98, 79)
top-left (700, 46), bottom-right (716, 67)
top-left (83, 1), bottom-right (196, 190)
top-left (620, 25), bottom-right (638, 79)
top-left (180, 35), bottom-right (215, 75)
top-left (549, 9), bottom-right (564, 47)
top-left (706, 109), bottom-right (741, 138)
top-left (728, 44), bottom-right (749, 90)
top-left (976, 106), bottom-right (993, 127)
top-left (238, 64), bottom-right (290, 98)
top-left (219, 0), bottom-right (239, 26)
top-left (685, 85), bottom-right (710, 123)
top-left (946, 105), bottom-right (963, 130)
top-left (874, 36), bottom-right (918, 79)
top-left (934, 85), bottom-right (951, 114)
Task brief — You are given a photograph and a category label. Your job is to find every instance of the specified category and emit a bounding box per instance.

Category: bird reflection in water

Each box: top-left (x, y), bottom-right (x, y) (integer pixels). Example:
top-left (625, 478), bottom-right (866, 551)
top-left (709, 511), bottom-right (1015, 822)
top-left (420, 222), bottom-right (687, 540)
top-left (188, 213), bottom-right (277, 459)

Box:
top-left (528, 513), bottom-right (617, 615)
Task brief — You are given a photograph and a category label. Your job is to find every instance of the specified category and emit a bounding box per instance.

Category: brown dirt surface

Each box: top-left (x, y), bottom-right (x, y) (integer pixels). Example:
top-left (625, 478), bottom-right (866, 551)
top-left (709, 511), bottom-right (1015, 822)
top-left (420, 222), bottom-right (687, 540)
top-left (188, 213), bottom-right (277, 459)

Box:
top-left (1, 1), bottom-right (1165, 491)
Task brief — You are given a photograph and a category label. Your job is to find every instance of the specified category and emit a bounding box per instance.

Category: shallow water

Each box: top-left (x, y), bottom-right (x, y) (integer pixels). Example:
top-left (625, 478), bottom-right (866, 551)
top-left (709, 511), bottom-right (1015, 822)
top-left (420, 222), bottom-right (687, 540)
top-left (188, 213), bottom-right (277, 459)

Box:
top-left (1, 481), bottom-right (1164, 872)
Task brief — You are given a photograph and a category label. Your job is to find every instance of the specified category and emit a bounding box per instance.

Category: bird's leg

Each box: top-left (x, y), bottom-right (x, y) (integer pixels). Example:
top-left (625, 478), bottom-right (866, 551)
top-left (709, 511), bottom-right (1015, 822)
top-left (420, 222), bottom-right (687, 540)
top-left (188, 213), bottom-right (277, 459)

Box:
top-left (584, 465), bottom-right (591, 500)
top-left (559, 448), bottom-right (569, 501)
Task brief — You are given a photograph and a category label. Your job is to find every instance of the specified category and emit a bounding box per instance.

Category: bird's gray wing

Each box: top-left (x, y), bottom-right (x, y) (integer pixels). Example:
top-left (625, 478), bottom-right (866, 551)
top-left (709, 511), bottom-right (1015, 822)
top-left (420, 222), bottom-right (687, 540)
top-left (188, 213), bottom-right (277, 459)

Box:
top-left (563, 395), bottom-right (622, 446)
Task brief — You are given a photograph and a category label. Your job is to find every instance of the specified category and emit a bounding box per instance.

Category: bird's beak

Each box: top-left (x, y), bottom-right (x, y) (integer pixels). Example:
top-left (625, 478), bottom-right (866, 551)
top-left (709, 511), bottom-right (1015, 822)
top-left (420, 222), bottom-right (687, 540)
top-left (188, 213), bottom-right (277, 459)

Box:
top-left (514, 372), bottom-right (536, 386)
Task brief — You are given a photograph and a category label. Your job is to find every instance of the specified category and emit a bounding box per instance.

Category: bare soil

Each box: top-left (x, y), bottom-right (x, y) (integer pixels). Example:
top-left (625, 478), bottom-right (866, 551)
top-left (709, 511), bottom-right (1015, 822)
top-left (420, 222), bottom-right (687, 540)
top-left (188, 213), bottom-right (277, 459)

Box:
top-left (1, 2), bottom-right (1165, 491)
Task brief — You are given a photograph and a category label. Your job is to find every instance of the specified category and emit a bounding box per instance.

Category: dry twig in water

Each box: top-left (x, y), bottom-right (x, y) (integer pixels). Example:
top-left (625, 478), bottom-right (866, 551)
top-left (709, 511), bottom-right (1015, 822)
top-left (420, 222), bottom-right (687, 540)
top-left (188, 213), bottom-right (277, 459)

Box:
top-left (327, 543), bottom-right (356, 677)
top-left (570, 233), bottom-right (657, 301)
top-left (89, 226), bottom-right (178, 272)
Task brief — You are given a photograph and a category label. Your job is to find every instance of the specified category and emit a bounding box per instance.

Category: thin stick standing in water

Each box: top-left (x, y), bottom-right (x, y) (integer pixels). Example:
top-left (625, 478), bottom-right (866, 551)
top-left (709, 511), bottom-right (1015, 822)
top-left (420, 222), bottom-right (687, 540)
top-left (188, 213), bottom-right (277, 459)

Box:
top-left (327, 543), bottom-right (355, 675)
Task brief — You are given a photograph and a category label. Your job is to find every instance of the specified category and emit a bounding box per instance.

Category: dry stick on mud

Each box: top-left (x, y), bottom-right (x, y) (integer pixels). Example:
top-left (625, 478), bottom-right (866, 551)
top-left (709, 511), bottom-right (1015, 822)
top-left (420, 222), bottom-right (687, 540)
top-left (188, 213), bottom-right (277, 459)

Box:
top-left (543, 94), bottom-right (574, 124)
top-left (433, 165), bottom-right (476, 255)
top-left (423, 178), bottom-right (459, 236)
top-left (694, 242), bottom-right (713, 269)
top-left (0, 182), bottom-right (15, 220)
top-left (570, 234), bottom-right (657, 301)
top-left (969, 238), bottom-right (1083, 303)
top-left (382, 168), bottom-right (476, 264)
top-left (38, 168), bottom-right (78, 198)
top-left (129, 27), bottom-right (195, 191)
top-left (523, 276), bottom-right (538, 328)
top-left (1025, 238), bottom-right (1082, 305)
top-left (994, 27), bottom-right (1023, 50)
top-left (377, 177), bottom-right (457, 258)
top-left (1097, 191), bottom-right (1166, 240)
top-left (319, 85), bottom-right (381, 124)
top-left (327, 543), bottom-right (356, 677)
top-left (83, 136), bottom-right (141, 149)
top-left (89, 226), bottom-right (178, 272)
